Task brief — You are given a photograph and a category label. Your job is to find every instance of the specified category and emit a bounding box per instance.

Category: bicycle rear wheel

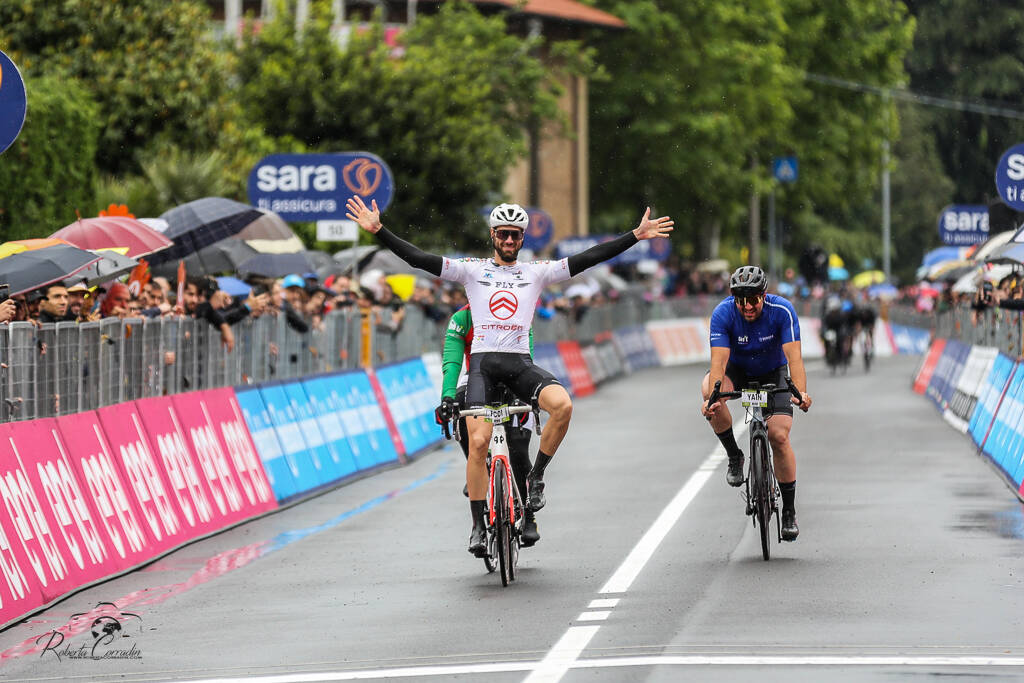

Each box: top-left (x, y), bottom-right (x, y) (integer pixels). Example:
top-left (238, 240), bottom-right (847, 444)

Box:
top-left (751, 434), bottom-right (772, 561)
top-left (493, 461), bottom-right (512, 586)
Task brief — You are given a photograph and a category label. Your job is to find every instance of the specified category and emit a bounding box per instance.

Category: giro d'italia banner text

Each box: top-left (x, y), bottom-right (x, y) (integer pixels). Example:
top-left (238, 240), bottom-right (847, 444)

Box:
top-left (0, 50), bottom-right (27, 155)
top-left (247, 152), bottom-right (394, 222)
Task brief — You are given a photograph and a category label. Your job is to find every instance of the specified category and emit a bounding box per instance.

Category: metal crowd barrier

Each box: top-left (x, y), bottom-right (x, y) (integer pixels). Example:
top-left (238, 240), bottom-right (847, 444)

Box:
top-left (0, 296), bottom-right (943, 423)
top-left (934, 305), bottom-right (1024, 358)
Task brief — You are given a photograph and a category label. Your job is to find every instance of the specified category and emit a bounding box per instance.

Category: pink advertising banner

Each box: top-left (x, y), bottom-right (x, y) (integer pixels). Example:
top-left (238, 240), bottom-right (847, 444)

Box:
top-left (0, 423), bottom-right (46, 627)
top-left (55, 411), bottom-right (153, 571)
top-left (171, 389), bottom-right (277, 522)
top-left (133, 396), bottom-right (238, 536)
top-left (2, 419), bottom-right (118, 603)
top-left (97, 402), bottom-right (191, 555)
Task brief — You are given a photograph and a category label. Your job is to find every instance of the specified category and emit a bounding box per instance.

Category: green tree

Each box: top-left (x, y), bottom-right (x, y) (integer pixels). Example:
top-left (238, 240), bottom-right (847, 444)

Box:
top-left (589, 0), bottom-right (795, 260)
top-left (589, 0), bottom-right (914, 271)
top-left (905, 0), bottom-right (1024, 205)
top-left (0, 0), bottom-right (231, 174)
top-left (234, 0), bottom-right (588, 251)
top-left (776, 0), bottom-right (914, 272)
top-left (0, 75), bottom-right (100, 240)
top-left (889, 101), bottom-right (955, 284)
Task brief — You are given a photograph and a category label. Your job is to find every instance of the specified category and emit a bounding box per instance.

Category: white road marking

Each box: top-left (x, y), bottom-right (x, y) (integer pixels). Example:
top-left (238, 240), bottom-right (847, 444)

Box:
top-left (166, 429), bottom-right (763, 683)
top-left (161, 654), bottom-right (1024, 682)
top-left (600, 426), bottom-right (746, 595)
top-left (523, 431), bottom-right (747, 683)
top-left (576, 610), bottom-right (611, 621)
top-left (522, 626), bottom-right (601, 683)
top-left (588, 598), bottom-right (619, 608)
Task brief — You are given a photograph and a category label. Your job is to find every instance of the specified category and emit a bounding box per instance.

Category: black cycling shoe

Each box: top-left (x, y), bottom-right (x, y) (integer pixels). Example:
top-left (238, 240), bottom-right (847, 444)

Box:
top-left (468, 524), bottom-right (487, 557)
top-left (521, 512), bottom-right (540, 547)
top-left (726, 451), bottom-right (745, 487)
top-left (781, 508), bottom-right (799, 541)
top-left (527, 477), bottom-right (546, 512)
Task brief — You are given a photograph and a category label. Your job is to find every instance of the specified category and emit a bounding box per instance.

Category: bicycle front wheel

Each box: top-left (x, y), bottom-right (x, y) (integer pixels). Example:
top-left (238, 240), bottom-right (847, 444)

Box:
top-left (751, 434), bottom-right (772, 561)
top-left (493, 460), bottom-right (512, 586)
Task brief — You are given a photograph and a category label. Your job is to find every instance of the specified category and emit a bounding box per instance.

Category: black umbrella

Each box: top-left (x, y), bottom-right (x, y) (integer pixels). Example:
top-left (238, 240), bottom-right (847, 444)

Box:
top-left (0, 244), bottom-right (101, 295)
top-left (148, 197), bottom-right (263, 266)
top-left (238, 252), bottom-right (316, 278)
top-left (151, 239), bottom-right (260, 278)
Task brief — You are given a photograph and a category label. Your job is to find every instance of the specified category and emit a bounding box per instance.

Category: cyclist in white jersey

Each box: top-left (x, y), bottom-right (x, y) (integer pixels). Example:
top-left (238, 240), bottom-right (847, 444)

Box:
top-left (346, 195), bottom-right (673, 556)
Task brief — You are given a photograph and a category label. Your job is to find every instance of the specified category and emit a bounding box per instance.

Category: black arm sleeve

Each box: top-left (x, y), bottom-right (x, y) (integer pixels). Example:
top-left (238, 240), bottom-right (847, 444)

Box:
top-left (197, 302), bottom-right (226, 328)
top-left (222, 302), bottom-right (252, 325)
top-left (567, 231), bottom-right (638, 276)
top-left (283, 302), bottom-right (310, 333)
top-left (375, 228), bottom-right (443, 276)
top-left (998, 298), bottom-right (1024, 311)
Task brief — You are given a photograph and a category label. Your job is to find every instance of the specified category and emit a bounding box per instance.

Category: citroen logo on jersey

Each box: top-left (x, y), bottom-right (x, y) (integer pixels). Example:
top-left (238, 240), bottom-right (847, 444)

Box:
top-left (489, 291), bottom-right (518, 320)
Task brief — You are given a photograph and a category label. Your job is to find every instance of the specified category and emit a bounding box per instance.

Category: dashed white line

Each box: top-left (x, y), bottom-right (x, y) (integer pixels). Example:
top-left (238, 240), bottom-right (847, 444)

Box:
top-left (600, 426), bottom-right (746, 595)
top-left (587, 598), bottom-right (619, 609)
top-left (576, 610), bottom-right (611, 621)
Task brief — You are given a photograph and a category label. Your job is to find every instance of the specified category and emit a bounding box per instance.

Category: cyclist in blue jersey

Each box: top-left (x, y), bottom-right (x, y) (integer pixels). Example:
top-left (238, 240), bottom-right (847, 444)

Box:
top-left (701, 265), bottom-right (812, 541)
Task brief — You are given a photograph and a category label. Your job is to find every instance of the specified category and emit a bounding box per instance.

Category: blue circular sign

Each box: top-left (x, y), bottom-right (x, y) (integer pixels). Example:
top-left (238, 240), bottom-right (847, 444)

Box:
top-left (524, 208), bottom-right (554, 251)
top-left (995, 143), bottom-right (1024, 210)
top-left (0, 51), bottom-right (27, 155)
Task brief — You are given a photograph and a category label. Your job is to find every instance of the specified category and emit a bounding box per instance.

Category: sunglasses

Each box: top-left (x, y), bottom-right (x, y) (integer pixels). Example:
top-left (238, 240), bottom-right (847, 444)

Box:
top-left (494, 229), bottom-right (524, 242)
top-left (734, 293), bottom-right (764, 307)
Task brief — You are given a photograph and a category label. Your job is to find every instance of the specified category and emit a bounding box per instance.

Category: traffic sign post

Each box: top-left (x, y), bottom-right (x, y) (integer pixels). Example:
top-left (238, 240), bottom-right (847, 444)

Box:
top-left (769, 157), bottom-right (797, 285)
top-left (995, 143), bottom-right (1024, 210)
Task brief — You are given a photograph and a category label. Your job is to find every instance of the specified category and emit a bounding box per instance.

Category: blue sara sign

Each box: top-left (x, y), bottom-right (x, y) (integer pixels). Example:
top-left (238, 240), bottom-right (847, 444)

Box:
top-left (938, 204), bottom-right (989, 246)
top-left (995, 143), bottom-right (1024, 210)
top-left (247, 152), bottom-right (394, 222)
top-left (0, 51), bottom-right (27, 155)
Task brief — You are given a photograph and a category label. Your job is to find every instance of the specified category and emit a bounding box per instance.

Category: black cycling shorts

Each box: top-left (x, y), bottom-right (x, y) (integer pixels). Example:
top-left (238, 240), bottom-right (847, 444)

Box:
top-left (719, 363), bottom-right (794, 417)
top-left (465, 352), bottom-right (562, 409)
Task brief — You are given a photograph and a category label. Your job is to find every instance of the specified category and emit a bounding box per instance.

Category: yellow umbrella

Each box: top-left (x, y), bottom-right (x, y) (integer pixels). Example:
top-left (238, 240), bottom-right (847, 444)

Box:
top-left (385, 274), bottom-right (416, 301)
top-left (851, 270), bottom-right (886, 288)
top-left (828, 253), bottom-right (845, 268)
top-left (0, 238), bottom-right (68, 258)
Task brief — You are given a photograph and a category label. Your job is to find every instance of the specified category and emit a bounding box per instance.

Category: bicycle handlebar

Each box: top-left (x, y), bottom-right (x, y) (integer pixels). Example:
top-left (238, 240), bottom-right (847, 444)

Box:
top-left (440, 402), bottom-right (542, 441)
top-left (704, 377), bottom-right (803, 420)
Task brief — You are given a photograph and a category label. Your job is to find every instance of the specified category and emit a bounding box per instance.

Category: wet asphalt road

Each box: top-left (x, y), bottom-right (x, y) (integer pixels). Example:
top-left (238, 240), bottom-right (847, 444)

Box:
top-left (1, 354), bottom-right (1023, 683)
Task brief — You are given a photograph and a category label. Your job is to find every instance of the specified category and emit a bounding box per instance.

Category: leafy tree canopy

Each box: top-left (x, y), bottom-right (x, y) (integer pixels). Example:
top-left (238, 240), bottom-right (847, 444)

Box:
top-left (0, 0), bottom-right (231, 174)
top-left (233, 0), bottom-right (594, 251)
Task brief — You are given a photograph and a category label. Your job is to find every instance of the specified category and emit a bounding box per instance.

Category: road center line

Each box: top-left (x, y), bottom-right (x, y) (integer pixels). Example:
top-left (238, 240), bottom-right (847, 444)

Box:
top-left (525, 428), bottom-right (746, 683)
top-left (600, 424), bottom-right (747, 595)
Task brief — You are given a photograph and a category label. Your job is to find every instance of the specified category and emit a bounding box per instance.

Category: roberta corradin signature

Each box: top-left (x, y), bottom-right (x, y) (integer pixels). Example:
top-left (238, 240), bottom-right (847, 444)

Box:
top-left (36, 602), bottom-right (145, 662)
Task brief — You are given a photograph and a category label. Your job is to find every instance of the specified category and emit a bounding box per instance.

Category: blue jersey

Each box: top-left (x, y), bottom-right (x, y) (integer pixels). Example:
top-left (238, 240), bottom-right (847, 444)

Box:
top-left (709, 293), bottom-right (801, 375)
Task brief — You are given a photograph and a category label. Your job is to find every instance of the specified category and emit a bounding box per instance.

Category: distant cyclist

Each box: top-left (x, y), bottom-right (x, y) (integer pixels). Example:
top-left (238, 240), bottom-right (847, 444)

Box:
top-left (436, 304), bottom-right (540, 547)
top-left (347, 195), bottom-right (673, 556)
top-left (820, 295), bottom-right (854, 371)
top-left (852, 301), bottom-right (877, 367)
top-left (701, 265), bottom-right (812, 541)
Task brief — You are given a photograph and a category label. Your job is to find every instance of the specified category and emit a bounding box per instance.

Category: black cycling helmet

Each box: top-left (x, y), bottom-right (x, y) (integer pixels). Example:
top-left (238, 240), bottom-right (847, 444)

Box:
top-left (730, 265), bottom-right (767, 296)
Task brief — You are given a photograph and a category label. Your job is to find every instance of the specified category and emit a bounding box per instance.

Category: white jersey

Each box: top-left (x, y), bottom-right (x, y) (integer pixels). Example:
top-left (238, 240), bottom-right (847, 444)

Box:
top-left (441, 256), bottom-right (571, 353)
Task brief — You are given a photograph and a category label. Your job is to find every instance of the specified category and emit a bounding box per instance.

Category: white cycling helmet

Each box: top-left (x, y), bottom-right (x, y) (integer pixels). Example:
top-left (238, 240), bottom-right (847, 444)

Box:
top-left (488, 203), bottom-right (530, 230)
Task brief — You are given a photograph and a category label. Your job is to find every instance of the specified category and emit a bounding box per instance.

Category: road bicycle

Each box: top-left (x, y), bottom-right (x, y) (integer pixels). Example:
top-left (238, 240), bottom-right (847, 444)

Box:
top-left (444, 401), bottom-right (540, 586)
top-left (706, 378), bottom-right (801, 560)
top-left (859, 326), bottom-right (874, 372)
top-left (822, 328), bottom-right (852, 375)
